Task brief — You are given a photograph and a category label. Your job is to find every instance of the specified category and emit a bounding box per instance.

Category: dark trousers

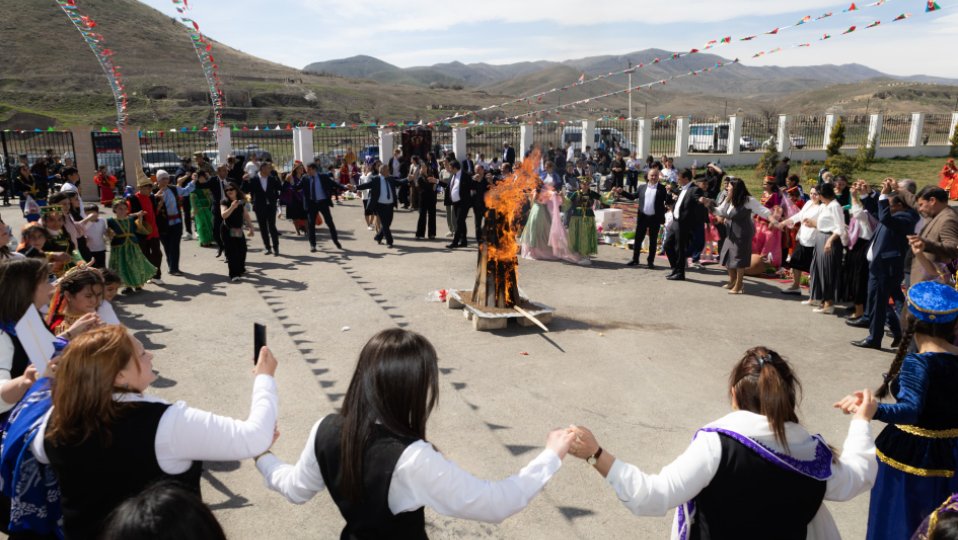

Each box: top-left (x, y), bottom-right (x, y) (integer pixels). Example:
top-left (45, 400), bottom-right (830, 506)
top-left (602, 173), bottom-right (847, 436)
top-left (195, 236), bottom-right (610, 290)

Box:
top-left (626, 171), bottom-right (638, 193)
top-left (181, 197), bottom-right (193, 234)
top-left (307, 200), bottom-right (338, 247)
top-left (254, 206), bottom-right (279, 251)
top-left (139, 236), bottom-right (163, 278)
top-left (373, 203), bottom-right (394, 245)
top-left (160, 222), bottom-right (183, 273)
top-left (212, 209), bottom-right (224, 252)
top-left (398, 185), bottom-right (410, 208)
top-left (474, 204), bottom-right (486, 244)
top-left (417, 196), bottom-right (437, 238)
top-left (224, 230), bottom-right (247, 278)
top-left (688, 223), bottom-right (705, 262)
top-left (664, 219), bottom-right (691, 276)
top-left (631, 215), bottom-right (661, 265)
top-left (866, 265), bottom-right (904, 345)
top-left (90, 250), bottom-right (107, 269)
top-left (452, 200), bottom-right (470, 246)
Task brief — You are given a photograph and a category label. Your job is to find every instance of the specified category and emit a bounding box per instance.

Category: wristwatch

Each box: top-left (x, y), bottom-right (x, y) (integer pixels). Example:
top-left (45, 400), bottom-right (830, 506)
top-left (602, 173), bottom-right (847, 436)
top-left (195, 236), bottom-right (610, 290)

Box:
top-left (587, 447), bottom-right (603, 466)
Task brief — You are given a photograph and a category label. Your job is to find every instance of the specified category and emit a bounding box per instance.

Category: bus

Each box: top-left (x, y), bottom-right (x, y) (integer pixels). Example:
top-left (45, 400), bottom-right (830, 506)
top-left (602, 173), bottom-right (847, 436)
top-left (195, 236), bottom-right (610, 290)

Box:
top-left (688, 123), bottom-right (729, 153)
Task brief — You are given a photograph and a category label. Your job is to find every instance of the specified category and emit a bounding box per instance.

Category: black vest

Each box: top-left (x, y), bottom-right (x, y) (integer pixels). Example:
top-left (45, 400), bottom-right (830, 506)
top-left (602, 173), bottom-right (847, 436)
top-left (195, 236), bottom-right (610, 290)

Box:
top-left (691, 434), bottom-right (826, 540)
top-left (315, 414), bottom-right (426, 540)
top-left (44, 402), bottom-right (202, 540)
top-left (0, 332), bottom-right (30, 424)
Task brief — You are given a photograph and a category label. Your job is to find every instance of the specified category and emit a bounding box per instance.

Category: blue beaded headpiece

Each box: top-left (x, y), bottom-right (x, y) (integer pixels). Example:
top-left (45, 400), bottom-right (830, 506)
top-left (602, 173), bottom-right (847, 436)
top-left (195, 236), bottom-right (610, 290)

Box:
top-left (906, 281), bottom-right (958, 324)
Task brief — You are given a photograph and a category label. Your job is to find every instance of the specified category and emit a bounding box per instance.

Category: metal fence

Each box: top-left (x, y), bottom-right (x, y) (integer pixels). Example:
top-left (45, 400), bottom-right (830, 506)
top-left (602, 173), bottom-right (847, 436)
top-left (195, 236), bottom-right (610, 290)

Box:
top-left (880, 114), bottom-right (913, 147)
top-left (923, 113), bottom-right (954, 146)
top-left (650, 117), bottom-right (677, 156)
top-left (430, 126), bottom-right (453, 157)
top-left (465, 125), bottom-right (520, 163)
top-left (1, 130), bottom-right (77, 173)
top-left (91, 132), bottom-right (126, 187)
top-left (596, 120), bottom-right (636, 154)
top-left (788, 115), bottom-right (825, 151)
top-left (138, 130), bottom-right (217, 173)
top-left (232, 129), bottom-right (295, 170)
top-left (841, 114), bottom-right (871, 148)
top-left (739, 115), bottom-right (776, 153)
top-left (532, 123), bottom-right (563, 155)
top-left (312, 127), bottom-right (378, 168)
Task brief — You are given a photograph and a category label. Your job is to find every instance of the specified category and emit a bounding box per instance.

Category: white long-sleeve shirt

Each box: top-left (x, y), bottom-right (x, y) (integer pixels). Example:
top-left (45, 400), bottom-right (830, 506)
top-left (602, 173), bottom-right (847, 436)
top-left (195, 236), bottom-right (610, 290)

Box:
top-left (605, 410), bottom-right (876, 540)
top-left (816, 200), bottom-right (849, 246)
top-left (32, 374), bottom-right (278, 473)
top-left (714, 196), bottom-right (772, 220)
top-left (783, 202), bottom-right (823, 248)
top-left (257, 415), bottom-right (562, 524)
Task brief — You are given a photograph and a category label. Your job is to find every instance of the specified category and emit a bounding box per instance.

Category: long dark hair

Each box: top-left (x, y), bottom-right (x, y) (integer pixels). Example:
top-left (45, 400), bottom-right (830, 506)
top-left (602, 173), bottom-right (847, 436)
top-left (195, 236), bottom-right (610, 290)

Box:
top-left (877, 311), bottom-right (956, 399)
top-left (729, 346), bottom-right (801, 449)
top-left (340, 329), bottom-right (439, 502)
top-left (221, 182), bottom-right (245, 207)
top-left (726, 177), bottom-right (751, 208)
top-left (0, 258), bottom-right (49, 325)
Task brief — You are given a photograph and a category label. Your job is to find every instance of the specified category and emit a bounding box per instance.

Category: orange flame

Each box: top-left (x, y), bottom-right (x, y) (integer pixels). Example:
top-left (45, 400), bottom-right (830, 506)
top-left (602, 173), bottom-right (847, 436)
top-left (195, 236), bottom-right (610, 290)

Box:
top-left (484, 150), bottom-right (541, 263)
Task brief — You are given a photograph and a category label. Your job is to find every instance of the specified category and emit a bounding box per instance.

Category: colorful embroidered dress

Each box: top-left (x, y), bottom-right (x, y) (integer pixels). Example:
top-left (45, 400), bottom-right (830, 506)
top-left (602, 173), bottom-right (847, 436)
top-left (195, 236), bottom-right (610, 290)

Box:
top-left (107, 217), bottom-right (156, 288)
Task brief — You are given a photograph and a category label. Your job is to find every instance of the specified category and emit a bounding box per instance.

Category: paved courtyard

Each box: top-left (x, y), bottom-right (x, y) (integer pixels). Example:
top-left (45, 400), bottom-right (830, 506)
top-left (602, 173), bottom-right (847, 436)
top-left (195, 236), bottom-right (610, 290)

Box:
top-left (1, 199), bottom-right (886, 539)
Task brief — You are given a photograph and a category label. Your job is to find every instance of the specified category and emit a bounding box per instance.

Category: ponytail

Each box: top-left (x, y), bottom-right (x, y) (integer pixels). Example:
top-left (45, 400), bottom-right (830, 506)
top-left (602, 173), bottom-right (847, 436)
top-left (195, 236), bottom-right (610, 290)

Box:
top-left (729, 347), bottom-right (801, 450)
top-left (877, 314), bottom-right (916, 399)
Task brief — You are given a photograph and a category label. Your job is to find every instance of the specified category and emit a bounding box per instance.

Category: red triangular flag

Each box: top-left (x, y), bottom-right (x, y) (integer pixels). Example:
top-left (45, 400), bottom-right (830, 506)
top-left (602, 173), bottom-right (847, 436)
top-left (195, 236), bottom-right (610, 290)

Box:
top-left (926, 1), bottom-right (940, 11)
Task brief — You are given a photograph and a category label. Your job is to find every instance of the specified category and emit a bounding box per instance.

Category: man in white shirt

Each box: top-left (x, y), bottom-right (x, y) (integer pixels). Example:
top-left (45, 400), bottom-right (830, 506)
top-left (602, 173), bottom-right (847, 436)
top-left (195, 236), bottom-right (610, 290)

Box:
top-left (664, 169), bottom-right (704, 280)
top-left (618, 169), bottom-right (667, 269)
top-left (444, 160), bottom-right (473, 249)
top-left (244, 153), bottom-right (260, 181)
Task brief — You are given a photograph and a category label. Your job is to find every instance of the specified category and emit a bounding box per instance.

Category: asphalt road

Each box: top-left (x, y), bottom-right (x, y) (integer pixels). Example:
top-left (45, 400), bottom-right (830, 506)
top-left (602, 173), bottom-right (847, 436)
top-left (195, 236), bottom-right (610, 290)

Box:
top-left (0, 199), bottom-right (889, 539)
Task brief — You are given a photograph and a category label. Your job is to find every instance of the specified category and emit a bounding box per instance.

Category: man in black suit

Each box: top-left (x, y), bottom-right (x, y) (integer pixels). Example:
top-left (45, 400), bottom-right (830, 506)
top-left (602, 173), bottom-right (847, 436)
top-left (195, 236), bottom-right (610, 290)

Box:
top-left (202, 163), bottom-right (232, 257)
top-left (664, 169), bottom-right (704, 280)
top-left (441, 159), bottom-right (474, 249)
top-left (245, 161), bottom-right (282, 255)
top-left (462, 154), bottom-right (476, 176)
top-left (849, 180), bottom-right (920, 349)
top-left (302, 162), bottom-right (345, 252)
top-left (617, 168), bottom-right (667, 269)
top-left (352, 164), bottom-right (409, 247)
top-left (502, 142), bottom-right (516, 166)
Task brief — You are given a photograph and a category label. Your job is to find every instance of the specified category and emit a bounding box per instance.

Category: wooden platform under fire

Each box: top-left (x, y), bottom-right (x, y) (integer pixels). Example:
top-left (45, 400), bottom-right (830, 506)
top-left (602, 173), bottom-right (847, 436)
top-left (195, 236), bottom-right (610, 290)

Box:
top-left (447, 289), bottom-right (555, 331)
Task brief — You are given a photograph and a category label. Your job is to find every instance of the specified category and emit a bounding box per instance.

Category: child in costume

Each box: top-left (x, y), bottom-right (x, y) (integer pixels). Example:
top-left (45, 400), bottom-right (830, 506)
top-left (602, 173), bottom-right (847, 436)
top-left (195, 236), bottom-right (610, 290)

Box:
top-left (565, 177), bottom-right (603, 258)
top-left (939, 158), bottom-right (958, 200)
top-left (46, 267), bottom-right (104, 337)
top-left (519, 186), bottom-right (554, 260)
top-left (106, 199), bottom-right (157, 293)
top-left (190, 170), bottom-right (215, 247)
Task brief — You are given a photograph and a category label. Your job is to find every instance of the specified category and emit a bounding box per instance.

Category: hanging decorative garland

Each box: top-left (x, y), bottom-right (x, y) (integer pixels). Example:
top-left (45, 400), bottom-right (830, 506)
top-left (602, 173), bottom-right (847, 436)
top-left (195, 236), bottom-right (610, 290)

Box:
top-left (171, 0), bottom-right (225, 127)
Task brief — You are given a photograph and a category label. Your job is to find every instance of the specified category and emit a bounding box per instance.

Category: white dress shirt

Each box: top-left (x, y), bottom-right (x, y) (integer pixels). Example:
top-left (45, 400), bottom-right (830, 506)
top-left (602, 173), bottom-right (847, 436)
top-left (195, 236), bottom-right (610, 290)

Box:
top-left (673, 183), bottom-right (691, 219)
top-left (244, 161), bottom-right (259, 179)
top-left (258, 174), bottom-right (269, 193)
top-left (377, 176), bottom-right (393, 205)
top-left (83, 218), bottom-right (108, 252)
top-left (714, 196), bottom-right (772, 220)
top-left (642, 183), bottom-right (659, 217)
top-left (32, 374), bottom-right (278, 474)
top-left (257, 415), bottom-right (562, 523)
top-left (605, 410), bottom-right (876, 540)
top-left (450, 172), bottom-right (462, 203)
top-left (816, 200), bottom-right (849, 246)
top-left (783, 202), bottom-right (822, 248)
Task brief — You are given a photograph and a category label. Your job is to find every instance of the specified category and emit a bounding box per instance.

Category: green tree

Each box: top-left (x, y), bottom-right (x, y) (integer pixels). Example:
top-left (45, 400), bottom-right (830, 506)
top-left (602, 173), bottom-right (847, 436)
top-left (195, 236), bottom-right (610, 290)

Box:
top-left (950, 121), bottom-right (958, 159)
top-left (826, 117), bottom-right (845, 157)
top-left (755, 136), bottom-right (780, 179)
top-left (856, 132), bottom-right (879, 171)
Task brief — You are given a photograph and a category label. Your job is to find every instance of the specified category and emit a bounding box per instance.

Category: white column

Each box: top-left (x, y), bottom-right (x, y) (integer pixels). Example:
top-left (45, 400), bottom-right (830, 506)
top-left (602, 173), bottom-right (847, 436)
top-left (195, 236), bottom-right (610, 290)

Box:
top-left (120, 126), bottom-right (141, 183)
top-left (581, 120), bottom-right (595, 155)
top-left (379, 128), bottom-right (394, 163)
top-left (452, 127), bottom-right (468, 160)
top-left (637, 118), bottom-right (652, 159)
top-left (727, 115), bottom-right (743, 157)
top-left (292, 127), bottom-right (313, 164)
top-left (519, 124), bottom-right (534, 156)
top-left (70, 126), bottom-right (97, 200)
top-left (673, 116), bottom-right (689, 158)
top-left (867, 114), bottom-right (883, 149)
top-left (950, 112), bottom-right (958, 147)
top-left (216, 126), bottom-right (232, 164)
top-left (823, 114), bottom-right (836, 151)
top-left (908, 113), bottom-right (925, 148)
top-left (777, 115), bottom-right (790, 153)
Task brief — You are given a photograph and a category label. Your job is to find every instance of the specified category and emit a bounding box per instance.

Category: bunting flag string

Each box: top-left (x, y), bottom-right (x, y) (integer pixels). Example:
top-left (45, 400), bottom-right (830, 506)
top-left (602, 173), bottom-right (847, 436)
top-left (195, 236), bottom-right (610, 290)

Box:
top-left (54, 0), bottom-right (128, 130)
top-left (171, 0), bottom-right (225, 127)
top-left (437, 0), bottom-right (904, 124)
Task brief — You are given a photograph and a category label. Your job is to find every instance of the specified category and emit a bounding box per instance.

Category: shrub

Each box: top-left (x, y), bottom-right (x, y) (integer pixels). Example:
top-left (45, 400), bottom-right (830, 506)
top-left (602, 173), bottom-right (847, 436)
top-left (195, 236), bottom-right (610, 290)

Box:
top-left (826, 117), bottom-right (845, 157)
top-left (755, 137), bottom-right (779, 179)
top-left (825, 153), bottom-right (856, 178)
top-left (950, 121), bottom-right (958, 158)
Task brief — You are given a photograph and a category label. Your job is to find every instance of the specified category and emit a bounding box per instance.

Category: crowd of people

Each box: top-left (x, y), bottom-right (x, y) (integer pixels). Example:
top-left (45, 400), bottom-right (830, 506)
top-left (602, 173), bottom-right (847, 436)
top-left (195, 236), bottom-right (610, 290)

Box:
top-left (2, 144), bottom-right (958, 539)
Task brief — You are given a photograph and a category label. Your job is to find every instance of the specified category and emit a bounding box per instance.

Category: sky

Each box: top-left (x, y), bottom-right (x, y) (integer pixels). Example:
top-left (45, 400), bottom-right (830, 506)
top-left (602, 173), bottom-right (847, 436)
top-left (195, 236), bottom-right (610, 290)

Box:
top-left (138, 0), bottom-right (957, 78)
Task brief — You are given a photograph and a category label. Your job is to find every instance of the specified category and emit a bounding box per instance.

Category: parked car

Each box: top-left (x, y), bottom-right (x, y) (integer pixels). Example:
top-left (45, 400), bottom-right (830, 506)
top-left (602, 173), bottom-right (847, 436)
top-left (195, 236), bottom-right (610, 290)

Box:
top-left (739, 136), bottom-right (759, 151)
top-left (789, 136), bottom-right (807, 149)
top-left (688, 123), bottom-right (729, 153)
top-left (141, 150), bottom-right (182, 175)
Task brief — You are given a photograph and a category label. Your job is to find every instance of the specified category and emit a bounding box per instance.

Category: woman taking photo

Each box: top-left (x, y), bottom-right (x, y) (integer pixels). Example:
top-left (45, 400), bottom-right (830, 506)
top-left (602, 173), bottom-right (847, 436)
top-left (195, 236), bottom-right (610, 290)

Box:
top-left (256, 328), bottom-right (574, 537)
top-left (220, 182), bottom-right (254, 282)
top-left (701, 177), bottom-right (777, 295)
top-left (30, 325), bottom-right (280, 539)
top-left (806, 182), bottom-right (847, 314)
top-left (836, 281), bottom-right (958, 540)
top-left (570, 346), bottom-right (877, 539)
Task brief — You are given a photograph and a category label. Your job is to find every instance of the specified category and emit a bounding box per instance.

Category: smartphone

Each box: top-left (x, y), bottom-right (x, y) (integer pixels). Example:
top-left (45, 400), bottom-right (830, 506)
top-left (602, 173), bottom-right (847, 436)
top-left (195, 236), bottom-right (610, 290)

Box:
top-left (253, 323), bottom-right (266, 365)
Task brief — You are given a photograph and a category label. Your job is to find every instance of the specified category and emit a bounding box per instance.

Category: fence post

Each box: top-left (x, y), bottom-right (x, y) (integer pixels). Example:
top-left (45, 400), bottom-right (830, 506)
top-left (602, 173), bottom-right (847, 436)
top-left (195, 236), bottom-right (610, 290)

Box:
top-left (908, 113), bottom-right (924, 148)
top-left (581, 120), bottom-right (595, 155)
top-left (950, 112), bottom-right (958, 148)
top-left (70, 126), bottom-right (97, 200)
top-left (823, 114), bottom-right (836, 151)
top-left (727, 115), bottom-right (743, 158)
top-left (777, 115), bottom-right (791, 153)
top-left (452, 127), bottom-right (467, 160)
top-left (673, 116), bottom-right (689, 158)
top-left (216, 126), bottom-right (232, 163)
top-left (121, 127), bottom-right (141, 184)
top-left (520, 124), bottom-right (534, 156)
top-left (637, 118), bottom-right (651, 159)
top-left (867, 114), bottom-right (883, 149)
top-left (379, 128), bottom-right (394, 163)
top-left (292, 127), bottom-right (313, 164)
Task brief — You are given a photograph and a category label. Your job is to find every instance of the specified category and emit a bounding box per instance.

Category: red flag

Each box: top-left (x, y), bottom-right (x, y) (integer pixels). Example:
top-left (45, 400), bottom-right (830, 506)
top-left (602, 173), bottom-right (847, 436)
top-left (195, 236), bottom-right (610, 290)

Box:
top-left (844, 3), bottom-right (858, 12)
top-left (842, 25), bottom-right (856, 34)
top-left (865, 21), bottom-right (880, 29)
top-left (926, 1), bottom-right (941, 11)
top-left (765, 28), bottom-right (779, 35)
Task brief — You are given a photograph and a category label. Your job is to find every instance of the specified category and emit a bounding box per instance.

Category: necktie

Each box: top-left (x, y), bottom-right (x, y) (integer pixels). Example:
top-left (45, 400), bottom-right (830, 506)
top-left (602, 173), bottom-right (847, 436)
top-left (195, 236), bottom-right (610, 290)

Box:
top-left (382, 177), bottom-right (392, 203)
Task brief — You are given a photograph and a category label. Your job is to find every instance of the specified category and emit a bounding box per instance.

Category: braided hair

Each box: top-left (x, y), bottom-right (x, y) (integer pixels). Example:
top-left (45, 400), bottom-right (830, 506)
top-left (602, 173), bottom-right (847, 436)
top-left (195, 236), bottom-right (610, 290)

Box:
top-left (877, 311), bottom-right (956, 399)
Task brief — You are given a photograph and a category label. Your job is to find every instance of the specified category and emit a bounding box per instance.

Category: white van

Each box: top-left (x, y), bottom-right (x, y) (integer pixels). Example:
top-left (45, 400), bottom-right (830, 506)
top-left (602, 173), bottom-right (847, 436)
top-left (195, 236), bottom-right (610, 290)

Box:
top-left (562, 127), bottom-right (633, 153)
top-left (688, 123), bottom-right (730, 153)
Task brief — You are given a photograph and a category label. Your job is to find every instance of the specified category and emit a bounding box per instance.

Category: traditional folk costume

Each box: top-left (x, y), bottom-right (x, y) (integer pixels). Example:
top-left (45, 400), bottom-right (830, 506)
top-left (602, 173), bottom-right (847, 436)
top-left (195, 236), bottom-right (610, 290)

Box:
top-left (752, 189), bottom-right (783, 268)
top-left (604, 410), bottom-right (875, 539)
top-left (189, 186), bottom-right (214, 246)
top-left (107, 215), bottom-right (157, 289)
top-left (519, 190), bottom-right (554, 260)
top-left (565, 183), bottom-right (602, 257)
top-left (912, 493), bottom-right (958, 540)
top-left (867, 282), bottom-right (958, 540)
top-left (938, 159), bottom-right (958, 201)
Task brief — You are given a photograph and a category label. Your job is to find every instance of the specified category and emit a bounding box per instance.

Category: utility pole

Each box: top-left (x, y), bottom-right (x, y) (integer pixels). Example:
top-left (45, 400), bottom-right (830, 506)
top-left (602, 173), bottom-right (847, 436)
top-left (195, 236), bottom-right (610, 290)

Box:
top-left (627, 60), bottom-right (633, 120)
